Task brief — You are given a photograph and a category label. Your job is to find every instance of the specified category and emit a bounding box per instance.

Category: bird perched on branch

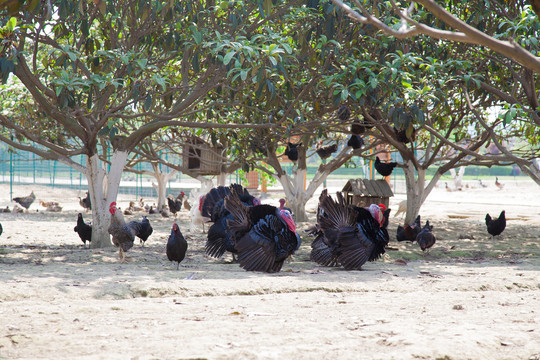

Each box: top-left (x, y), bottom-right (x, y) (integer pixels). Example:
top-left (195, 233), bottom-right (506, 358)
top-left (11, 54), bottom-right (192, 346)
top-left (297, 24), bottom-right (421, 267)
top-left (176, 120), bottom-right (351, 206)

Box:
top-left (347, 135), bottom-right (364, 150)
top-left (284, 142), bottom-right (301, 162)
top-left (13, 191), bottom-right (35, 212)
top-left (108, 202), bottom-right (135, 262)
top-left (316, 143), bottom-right (338, 160)
top-left (309, 191), bottom-right (390, 270)
top-left (351, 118), bottom-right (374, 135)
top-left (74, 213), bottom-right (92, 247)
top-left (485, 210), bottom-right (506, 239)
top-left (337, 105), bottom-right (351, 121)
top-left (374, 156), bottom-right (397, 177)
top-left (167, 222), bottom-right (188, 270)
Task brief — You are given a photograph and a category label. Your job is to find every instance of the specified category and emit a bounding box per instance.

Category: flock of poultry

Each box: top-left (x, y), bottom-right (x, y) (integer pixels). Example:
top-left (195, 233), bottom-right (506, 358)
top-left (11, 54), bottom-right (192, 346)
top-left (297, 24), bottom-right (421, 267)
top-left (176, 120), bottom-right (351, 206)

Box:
top-left (1, 178), bottom-right (507, 273)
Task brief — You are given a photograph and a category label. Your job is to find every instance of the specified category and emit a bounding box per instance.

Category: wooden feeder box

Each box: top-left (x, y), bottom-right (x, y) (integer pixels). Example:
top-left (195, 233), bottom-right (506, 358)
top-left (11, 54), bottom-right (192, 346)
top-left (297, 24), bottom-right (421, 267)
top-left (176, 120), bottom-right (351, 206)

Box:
top-left (182, 137), bottom-right (223, 176)
top-left (342, 179), bottom-right (394, 209)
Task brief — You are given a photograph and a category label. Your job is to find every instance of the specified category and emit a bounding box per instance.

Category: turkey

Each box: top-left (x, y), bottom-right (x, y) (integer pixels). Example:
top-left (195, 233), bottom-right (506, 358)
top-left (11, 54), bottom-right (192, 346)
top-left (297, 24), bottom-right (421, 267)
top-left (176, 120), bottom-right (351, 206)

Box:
top-left (166, 222), bottom-right (188, 270)
top-left (74, 213), bottom-right (92, 247)
top-left (13, 191), bottom-right (36, 211)
top-left (310, 191), bottom-right (390, 270)
top-left (108, 202), bottom-right (135, 262)
top-left (127, 216), bottom-right (153, 246)
top-left (224, 189), bottom-right (301, 273)
top-left (202, 184), bottom-right (260, 259)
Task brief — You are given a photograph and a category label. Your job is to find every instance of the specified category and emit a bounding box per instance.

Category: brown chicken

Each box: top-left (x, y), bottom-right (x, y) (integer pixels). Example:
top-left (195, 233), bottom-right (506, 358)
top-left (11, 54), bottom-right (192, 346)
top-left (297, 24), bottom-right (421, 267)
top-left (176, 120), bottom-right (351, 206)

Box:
top-left (108, 202), bottom-right (135, 261)
top-left (13, 191), bottom-right (36, 211)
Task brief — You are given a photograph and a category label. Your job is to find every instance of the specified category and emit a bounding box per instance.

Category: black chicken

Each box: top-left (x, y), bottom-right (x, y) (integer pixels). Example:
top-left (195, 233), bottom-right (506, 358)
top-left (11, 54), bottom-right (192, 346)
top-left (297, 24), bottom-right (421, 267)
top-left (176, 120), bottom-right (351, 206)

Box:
top-left (127, 216), bottom-right (153, 246)
top-left (108, 202), bottom-right (135, 261)
top-left (316, 144), bottom-right (338, 160)
top-left (485, 210), bottom-right (506, 239)
top-left (79, 192), bottom-right (91, 211)
top-left (394, 126), bottom-right (416, 144)
top-left (284, 142), bottom-right (301, 162)
top-left (0, 222), bottom-right (3, 237)
top-left (374, 156), bottom-right (397, 177)
top-left (396, 215), bottom-right (421, 242)
top-left (310, 191), bottom-right (391, 270)
top-left (224, 190), bottom-right (301, 273)
top-left (13, 191), bottom-right (36, 211)
top-left (416, 220), bottom-right (436, 252)
top-left (351, 118), bottom-right (373, 135)
top-left (347, 135), bottom-right (364, 149)
top-left (202, 184), bottom-right (260, 259)
top-left (337, 105), bottom-right (351, 121)
top-left (166, 222), bottom-right (188, 270)
top-left (74, 213), bottom-right (92, 247)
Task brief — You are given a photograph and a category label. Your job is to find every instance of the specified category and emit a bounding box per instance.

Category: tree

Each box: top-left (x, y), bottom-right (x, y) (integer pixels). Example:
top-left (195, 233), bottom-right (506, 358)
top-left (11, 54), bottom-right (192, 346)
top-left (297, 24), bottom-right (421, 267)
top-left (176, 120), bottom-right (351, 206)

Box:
top-left (0, 1), bottom-right (298, 247)
top-left (330, 0), bottom-right (540, 189)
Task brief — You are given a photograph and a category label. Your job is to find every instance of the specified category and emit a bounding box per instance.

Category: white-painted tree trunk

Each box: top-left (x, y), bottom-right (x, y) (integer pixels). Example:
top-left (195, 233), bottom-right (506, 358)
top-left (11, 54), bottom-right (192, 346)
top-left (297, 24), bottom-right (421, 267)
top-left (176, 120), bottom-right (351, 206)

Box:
top-left (150, 168), bottom-right (178, 210)
top-left (217, 172), bottom-right (229, 186)
top-left (402, 160), bottom-right (442, 224)
top-left (449, 166), bottom-right (465, 189)
top-left (87, 150), bottom-right (129, 249)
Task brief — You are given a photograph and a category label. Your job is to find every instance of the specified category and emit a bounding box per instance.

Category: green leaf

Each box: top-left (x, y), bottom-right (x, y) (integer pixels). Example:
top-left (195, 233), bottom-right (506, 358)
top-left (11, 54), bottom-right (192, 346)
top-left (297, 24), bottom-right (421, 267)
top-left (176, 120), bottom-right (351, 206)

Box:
top-left (223, 51), bottom-right (235, 66)
top-left (143, 94), bottom-right (152, 111)
top-left (7, 17), bottom-right (17, 32)
top-left (240, 69), bottom-right (248, 81)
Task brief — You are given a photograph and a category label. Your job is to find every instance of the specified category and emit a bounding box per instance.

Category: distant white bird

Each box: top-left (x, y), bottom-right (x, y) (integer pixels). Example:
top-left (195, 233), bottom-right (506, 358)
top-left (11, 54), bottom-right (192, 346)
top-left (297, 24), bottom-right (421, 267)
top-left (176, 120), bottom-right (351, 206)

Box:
top-left (189, 183), bottom-right (212, 232)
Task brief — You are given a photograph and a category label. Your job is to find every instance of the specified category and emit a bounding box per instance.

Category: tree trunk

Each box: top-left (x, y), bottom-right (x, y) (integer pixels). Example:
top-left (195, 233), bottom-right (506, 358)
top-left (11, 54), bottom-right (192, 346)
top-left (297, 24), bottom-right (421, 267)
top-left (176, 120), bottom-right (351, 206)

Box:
top-left (402, 159), bottom-right (442, 224)
top-left (150, 166), bottom-right (178, 210)
top-left (279, 168), bottom-right (310, 222)
top-left (87, 150), bottom-right (129, 249)
top-left (217, 172), bottom-right (229, 186)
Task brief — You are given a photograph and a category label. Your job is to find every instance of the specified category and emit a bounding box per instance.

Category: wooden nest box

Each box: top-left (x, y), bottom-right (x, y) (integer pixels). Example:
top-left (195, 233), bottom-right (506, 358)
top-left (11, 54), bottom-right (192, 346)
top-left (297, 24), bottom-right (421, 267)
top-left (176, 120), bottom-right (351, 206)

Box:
top-left (182, 137), bottom-right (223, 176)
top-left (342, 179), bottom-right (394, 209)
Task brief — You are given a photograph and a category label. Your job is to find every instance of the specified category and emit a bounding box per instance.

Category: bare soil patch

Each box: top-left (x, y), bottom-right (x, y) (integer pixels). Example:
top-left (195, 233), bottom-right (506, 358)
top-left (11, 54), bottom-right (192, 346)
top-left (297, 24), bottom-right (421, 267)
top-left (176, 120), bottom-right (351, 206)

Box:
top-left (1, 179), bottom-right (539, 360)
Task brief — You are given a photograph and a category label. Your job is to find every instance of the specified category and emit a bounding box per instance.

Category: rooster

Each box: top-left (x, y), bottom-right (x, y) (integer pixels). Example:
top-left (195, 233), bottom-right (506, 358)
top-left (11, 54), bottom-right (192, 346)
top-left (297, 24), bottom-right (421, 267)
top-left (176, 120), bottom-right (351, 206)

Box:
top-left (167, 192), bottom-right (184, 217)
top-left (166, 222), bottom-right (188, 270)
top-left (485, 210), bottom-right (506, 239)
top-left (13, 191), bottom-right (36, 211)
top-left (310, 191), bottom-right (390, 270)
top-left (203, 184), bottom-right (260, 259)
top-left (127, 216), bottom-right (153, 246)
top-left (374, 156), bottom-right (397, 177)
top-left (396, 215), bottom-right (421, 242)
top-left (74, 213), bottom-right (92, 247)
top-left (416, 220), bottom-right (436, 252)
top-left (108, 202), bottom-right (135, 261)
top-left (225, 190), bottom-right (301, 272)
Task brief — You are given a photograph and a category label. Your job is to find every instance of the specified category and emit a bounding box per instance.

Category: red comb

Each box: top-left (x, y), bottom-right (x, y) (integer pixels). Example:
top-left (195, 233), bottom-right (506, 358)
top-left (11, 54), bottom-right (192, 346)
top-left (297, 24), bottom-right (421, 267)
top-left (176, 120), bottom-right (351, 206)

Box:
top-left (378, 204), bottom-right (386, 210)
top-left (110, 201), bottom-right (117, 207)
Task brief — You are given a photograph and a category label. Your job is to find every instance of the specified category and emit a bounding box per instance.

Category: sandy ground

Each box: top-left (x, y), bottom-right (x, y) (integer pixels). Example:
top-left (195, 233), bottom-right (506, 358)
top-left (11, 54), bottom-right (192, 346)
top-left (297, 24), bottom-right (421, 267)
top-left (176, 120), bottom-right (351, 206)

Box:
top-left (0, 178), bottom-right (539, 360)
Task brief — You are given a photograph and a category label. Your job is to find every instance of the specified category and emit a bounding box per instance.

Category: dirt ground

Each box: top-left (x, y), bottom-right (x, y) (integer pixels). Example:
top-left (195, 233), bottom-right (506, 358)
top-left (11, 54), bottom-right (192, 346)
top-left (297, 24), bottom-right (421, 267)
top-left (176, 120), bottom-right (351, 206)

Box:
top-left (0, 178), bottom-right (539, 360)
